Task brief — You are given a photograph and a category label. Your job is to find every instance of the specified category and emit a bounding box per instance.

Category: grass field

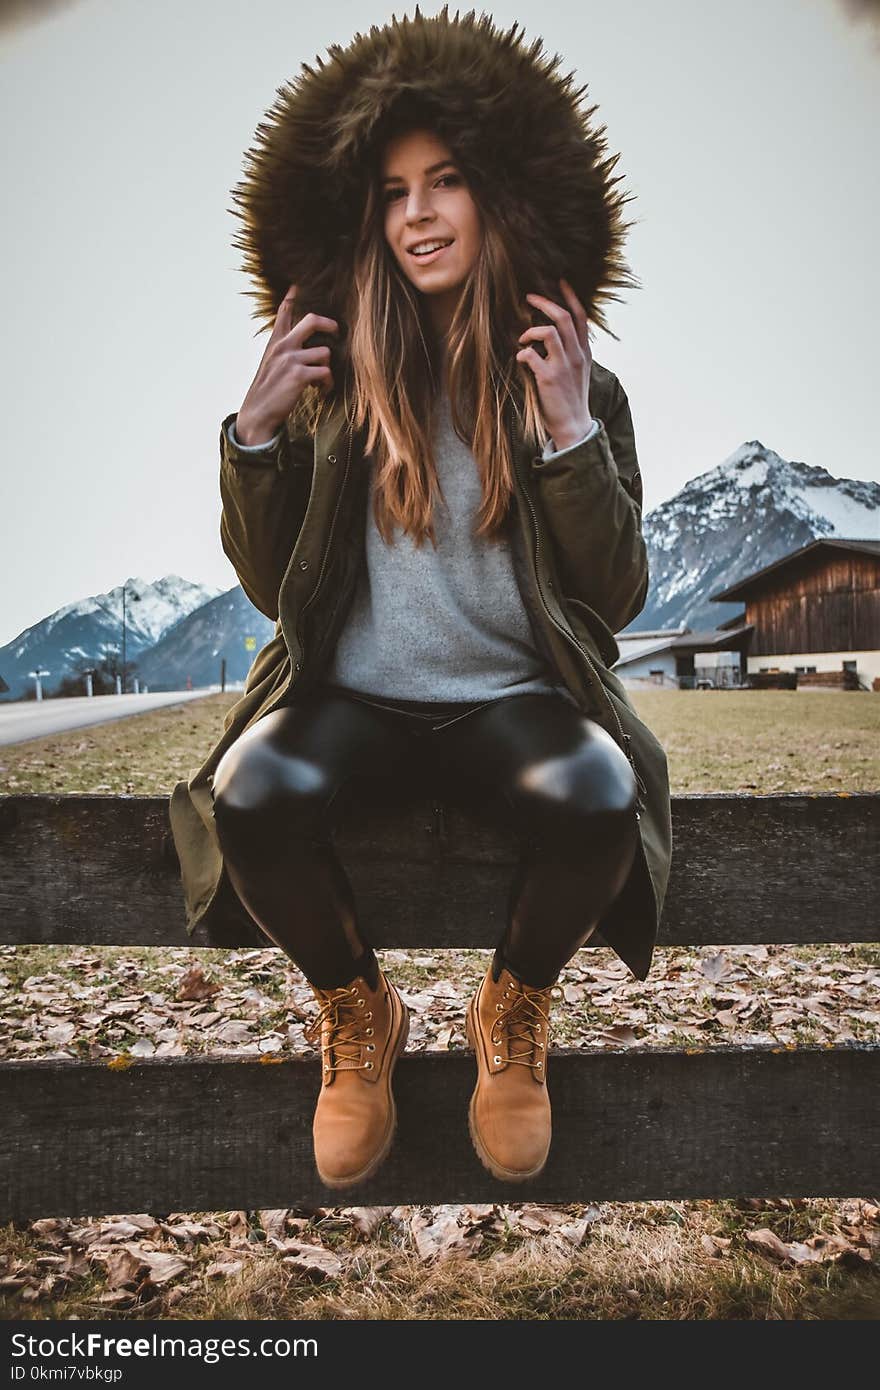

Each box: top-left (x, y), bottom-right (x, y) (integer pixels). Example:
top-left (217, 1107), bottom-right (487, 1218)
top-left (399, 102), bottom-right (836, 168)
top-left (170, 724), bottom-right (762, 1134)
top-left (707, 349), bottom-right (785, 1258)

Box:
top-left (2, 687), bottom-right (878, 795)
top-left (1, 687), bottom-right (878, 1320)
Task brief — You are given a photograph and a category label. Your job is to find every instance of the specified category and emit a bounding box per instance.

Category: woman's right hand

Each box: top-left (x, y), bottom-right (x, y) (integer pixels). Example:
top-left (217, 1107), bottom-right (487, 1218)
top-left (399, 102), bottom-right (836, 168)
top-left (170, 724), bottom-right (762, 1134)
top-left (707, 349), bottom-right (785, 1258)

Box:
top-left (235, 283), bottom-right (339, 445)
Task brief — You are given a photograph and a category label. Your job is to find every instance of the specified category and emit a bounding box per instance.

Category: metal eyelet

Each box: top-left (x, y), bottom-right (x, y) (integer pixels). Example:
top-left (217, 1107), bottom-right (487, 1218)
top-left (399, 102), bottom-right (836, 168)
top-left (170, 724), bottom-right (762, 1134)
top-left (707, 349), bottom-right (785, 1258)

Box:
top-left (365, 1011), bottom-right (372, 1019)
top-left (537, 1041), bottom-right (544, 1049)
top-left (496, 1003), bottom-right (503, 1011)
top-left (535, 1024), bottom-right (541, 1032)
top-left (365, 1028), bottom-right (374, 1036)
top-left (364, 1061), bottom-right (374, 1070)
top-left (493, 1055), bottom-right (502, 1064)
top-left (536, 1061), bottom-right (543, 1069)
top-left (349, 985), bottom-right (359, 994)
top-left (357, 999), bottom-right (365, 1007)
top-left (327, 454), bottom-right (337, 463)
top-left (366, 1044), bottom-right (375, 1051)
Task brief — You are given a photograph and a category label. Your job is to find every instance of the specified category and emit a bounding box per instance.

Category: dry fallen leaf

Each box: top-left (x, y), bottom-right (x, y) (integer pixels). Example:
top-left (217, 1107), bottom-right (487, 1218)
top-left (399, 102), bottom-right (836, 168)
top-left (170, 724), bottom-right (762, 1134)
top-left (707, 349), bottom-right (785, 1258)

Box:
top-left (410, 1207), bottom-right (482, 1262)
top-left (600, 1024), bottom-right (639, 1046)
top-left (277, 1241), bottom-right (344, 1281)
top-left (101, 1246), bottom-right (148, 1291)
top-left (205, 1259), bottom-right (245, 1279)
top-left (159, 1220), bottom-right (222, 1245)
top-left (745, 1228), bottom-right (820, 1265)
top-left (701, 953), bottom-right (731, 983)
top-left (176, 966), bottom-right (222, 1002)
top-left (701, 1234), bottom-right (732, 1257)
top-left (256, 1210), bottom-right (289, 1240)
top-left (340, 1207), bottom-right (392, 1239)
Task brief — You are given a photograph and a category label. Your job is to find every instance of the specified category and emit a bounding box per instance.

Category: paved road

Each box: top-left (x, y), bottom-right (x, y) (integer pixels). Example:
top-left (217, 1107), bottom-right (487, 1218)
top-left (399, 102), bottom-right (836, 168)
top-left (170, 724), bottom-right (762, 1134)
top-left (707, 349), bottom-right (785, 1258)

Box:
top-left (0, 690), bottom-right (220, 746)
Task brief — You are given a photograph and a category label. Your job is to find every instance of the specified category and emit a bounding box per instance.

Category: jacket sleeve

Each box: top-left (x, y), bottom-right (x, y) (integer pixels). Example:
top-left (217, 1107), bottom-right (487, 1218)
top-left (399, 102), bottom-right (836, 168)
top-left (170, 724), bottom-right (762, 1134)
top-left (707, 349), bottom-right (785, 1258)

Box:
top-left (541, 416), bottom-right (600, 459)
top-left (529, 377), bottom-right (648, 635)
top-left (218, 412), bottom-right (315, 621)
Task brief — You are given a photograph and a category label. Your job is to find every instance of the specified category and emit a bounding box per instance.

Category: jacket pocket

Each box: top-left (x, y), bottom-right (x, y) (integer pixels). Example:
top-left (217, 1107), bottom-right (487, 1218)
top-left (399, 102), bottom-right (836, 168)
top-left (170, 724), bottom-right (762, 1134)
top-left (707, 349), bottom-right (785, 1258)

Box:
top-left (562, 596), bottom-right (621, 670)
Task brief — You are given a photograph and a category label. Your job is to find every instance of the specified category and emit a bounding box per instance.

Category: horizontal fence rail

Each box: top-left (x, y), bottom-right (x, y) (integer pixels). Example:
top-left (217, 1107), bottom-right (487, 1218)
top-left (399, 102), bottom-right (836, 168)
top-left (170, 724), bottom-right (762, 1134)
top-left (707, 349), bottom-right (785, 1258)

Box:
top-left (1, 1045), bottom-right (878, 1222)
top-left (0, 792), bottom-right (878, 948)
top-left (2, 791), bottom-right (877, 1218)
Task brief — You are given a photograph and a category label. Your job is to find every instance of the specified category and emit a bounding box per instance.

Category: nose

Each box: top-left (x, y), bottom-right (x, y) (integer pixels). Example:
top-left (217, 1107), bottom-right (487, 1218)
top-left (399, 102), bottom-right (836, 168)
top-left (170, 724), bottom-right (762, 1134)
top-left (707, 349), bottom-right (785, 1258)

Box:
top-left (404, 188), bottom-right (436, 224)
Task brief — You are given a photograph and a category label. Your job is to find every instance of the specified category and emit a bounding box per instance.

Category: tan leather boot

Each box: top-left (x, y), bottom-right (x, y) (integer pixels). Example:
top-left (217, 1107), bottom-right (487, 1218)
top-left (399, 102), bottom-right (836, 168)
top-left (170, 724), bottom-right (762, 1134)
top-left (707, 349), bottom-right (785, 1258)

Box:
top-left (304, 968), bottom-right (409, 1189)
top-left (465, 962), bottom-right (562, 1182)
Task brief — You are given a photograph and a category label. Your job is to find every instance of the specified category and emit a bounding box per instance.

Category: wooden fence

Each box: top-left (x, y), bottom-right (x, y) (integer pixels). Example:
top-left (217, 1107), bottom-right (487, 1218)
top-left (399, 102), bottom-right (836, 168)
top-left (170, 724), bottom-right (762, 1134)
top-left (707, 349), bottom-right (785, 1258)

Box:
top-left (0, 790), bottom-right (877, 1220)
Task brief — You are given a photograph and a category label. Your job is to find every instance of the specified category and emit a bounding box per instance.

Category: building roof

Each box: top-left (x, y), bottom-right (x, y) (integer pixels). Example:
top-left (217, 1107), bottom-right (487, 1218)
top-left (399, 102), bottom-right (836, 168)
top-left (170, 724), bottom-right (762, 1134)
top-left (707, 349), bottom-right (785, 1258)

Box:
top-left (614, 635), bottom-right (678, 666)
top-left (709, 538), bottom-right (880, 603)
top-left (614, 624), bottom-right (753, 668)
top-left (717, 610), bottom-right (748, 630)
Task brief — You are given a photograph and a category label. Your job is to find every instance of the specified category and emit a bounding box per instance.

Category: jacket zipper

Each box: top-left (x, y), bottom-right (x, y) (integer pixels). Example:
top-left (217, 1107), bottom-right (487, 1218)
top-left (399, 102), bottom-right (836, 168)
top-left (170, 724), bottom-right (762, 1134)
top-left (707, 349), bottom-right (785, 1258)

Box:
top-left (515, 455), bottom-right (647, 814)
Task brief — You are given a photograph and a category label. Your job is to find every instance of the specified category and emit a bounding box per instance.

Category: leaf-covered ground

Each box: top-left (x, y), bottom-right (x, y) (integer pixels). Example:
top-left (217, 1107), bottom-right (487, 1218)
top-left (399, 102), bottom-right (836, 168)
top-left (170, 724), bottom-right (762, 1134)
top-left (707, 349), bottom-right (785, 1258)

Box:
top-left (1, 687), bottom-right (878, 1319)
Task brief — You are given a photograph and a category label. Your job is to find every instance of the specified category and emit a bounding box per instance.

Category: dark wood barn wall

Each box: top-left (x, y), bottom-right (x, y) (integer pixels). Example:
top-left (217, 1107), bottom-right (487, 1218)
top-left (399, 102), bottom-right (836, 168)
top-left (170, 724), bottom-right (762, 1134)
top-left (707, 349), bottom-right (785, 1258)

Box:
top-left (746, 554), bottom-right (880, 656)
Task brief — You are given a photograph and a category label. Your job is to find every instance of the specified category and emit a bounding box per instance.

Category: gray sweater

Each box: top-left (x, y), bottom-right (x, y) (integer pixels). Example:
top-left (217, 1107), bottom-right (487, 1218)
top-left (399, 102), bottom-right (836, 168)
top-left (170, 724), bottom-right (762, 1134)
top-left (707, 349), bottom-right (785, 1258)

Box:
top-left (229, 395), bottom-right (598, 704)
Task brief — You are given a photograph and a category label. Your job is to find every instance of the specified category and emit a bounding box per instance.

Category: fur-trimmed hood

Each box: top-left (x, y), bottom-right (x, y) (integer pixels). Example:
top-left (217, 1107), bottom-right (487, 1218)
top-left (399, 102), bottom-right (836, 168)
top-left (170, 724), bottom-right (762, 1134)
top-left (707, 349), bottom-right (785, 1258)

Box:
top-left (230, 4), bottom-right (639, 342)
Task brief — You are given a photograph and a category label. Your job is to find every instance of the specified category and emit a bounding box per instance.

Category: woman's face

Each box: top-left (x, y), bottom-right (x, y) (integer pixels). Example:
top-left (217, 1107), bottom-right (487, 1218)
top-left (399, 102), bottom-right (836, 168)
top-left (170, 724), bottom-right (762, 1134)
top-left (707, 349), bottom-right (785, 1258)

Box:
top-left (381, 127), bottom-right (483, 336)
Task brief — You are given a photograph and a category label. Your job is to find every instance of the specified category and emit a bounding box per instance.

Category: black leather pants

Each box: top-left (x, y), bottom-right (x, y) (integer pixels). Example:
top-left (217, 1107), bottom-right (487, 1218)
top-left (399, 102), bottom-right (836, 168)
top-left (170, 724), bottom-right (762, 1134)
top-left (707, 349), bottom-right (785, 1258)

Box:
top-left (210, 683), bottom-right (640, 990)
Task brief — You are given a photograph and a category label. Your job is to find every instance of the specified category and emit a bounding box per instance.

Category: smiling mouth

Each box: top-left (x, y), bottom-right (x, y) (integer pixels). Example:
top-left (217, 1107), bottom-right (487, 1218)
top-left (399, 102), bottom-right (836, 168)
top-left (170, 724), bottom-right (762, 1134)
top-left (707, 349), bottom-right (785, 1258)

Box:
top-left (408, 240), bottom-right (454, 264)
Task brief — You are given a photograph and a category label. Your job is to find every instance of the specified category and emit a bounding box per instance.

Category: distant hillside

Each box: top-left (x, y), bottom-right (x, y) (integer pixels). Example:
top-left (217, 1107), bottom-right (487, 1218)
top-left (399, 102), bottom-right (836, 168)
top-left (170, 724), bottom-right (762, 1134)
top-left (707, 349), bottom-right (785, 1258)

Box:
top-left (0, 575), bottom-right (223, 700)
top-left (3, 437), bottom-right (877, 698)
top-left (135, 588), bottom-right (274, 691)
top-left (629, 440), bottom-right (879, 632)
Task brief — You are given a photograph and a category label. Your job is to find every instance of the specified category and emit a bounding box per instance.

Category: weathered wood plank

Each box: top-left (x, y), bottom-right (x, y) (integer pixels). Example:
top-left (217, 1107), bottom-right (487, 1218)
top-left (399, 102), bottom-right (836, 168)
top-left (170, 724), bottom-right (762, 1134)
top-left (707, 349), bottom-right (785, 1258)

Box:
top-left (0, 1045), bottom-right (876, 1221)
top-left (0, 792), bottom-right (877, 948)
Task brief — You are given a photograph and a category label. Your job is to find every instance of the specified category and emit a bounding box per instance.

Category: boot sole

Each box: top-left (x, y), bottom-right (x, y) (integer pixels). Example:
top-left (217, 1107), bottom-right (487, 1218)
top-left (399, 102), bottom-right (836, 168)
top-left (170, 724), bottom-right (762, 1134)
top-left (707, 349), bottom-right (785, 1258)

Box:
top-left (315, 986), bottom-right (410, 1190)
top-left (465, 998), bottom-right (550, 1183)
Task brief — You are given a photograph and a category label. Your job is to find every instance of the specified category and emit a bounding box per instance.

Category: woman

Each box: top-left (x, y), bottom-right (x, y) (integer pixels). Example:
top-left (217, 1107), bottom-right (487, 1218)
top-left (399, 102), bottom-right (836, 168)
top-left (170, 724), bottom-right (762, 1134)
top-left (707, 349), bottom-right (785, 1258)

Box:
top-left (169, 7), bottom-right (673, 1190)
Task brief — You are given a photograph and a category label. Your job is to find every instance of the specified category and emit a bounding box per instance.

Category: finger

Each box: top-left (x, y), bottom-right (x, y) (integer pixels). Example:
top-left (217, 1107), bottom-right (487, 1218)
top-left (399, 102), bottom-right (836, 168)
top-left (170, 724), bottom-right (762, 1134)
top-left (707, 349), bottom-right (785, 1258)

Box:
top-left (559, 278), bottom-right (589, 342)
top-left (516, 324), bottom-right (562, 366)
top-left (517, 324), bottom-right (560, 348)
top-left (515, 344), bottom-right (548, 375)
top-left (272, 283), bottom-right (299, 338)
top-left (289, 310), bottom-right (340, 348)
top-left (525, 291), bottom-right (581, 358)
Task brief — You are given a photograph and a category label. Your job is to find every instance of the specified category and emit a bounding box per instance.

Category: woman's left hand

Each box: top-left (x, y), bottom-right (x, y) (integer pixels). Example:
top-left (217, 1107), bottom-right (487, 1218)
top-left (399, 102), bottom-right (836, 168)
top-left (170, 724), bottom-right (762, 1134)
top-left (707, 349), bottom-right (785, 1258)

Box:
top-left (516, 278), bottom-right (595, 451)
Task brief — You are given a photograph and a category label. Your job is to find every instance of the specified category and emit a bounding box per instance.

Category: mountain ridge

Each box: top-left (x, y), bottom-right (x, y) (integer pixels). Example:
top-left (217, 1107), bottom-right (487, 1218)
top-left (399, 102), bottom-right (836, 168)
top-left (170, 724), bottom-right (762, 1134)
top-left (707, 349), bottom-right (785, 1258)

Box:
top-left (2, 440), bottom-right (876, 697)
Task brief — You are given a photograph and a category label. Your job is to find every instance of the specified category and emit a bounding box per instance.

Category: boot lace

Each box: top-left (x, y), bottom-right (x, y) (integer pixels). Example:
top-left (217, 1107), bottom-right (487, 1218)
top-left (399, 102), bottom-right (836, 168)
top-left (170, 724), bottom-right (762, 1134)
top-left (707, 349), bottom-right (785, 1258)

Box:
top-left (492, 979), bottom-right (562, 1074)
top-left (304, 983), bottom-right (377, 1076)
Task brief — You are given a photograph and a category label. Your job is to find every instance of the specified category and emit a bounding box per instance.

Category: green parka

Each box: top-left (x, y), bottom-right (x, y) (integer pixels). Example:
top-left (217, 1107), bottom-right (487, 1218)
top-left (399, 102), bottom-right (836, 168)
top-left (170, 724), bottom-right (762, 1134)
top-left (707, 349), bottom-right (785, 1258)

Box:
top-left (168, 8), bottom-right (673, 980)
top-left (169, 357), bottom-right (672, 980)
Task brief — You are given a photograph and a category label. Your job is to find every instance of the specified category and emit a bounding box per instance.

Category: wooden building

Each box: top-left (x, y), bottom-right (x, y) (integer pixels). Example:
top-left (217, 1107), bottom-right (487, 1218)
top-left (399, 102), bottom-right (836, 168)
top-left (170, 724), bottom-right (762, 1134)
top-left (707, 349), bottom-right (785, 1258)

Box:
top-left (710, 538), bottom-right (880, 690)
top-left (614, 625), bottom-right (753, 689)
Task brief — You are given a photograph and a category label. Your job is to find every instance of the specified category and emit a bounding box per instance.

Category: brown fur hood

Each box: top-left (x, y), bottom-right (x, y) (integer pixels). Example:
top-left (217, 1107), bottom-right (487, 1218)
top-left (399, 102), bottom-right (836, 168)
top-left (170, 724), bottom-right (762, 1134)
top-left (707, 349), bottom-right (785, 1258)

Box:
top-left (230, 4), bottom-right (639, 342)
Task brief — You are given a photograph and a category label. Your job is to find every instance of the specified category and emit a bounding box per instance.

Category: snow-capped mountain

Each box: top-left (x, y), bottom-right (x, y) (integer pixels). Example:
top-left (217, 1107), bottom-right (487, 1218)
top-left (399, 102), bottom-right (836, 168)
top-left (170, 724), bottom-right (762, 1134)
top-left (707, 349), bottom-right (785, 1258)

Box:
top-left (44, 574), bottom-right (219, 647)
top-left (630, 441), bottom-right (879, 632)
top-left (2, 441), bottom-right (876, 700)
top-left (135, 588), bottom-right (274, 692)
top-left (0, 575), bottom-right (223, 700)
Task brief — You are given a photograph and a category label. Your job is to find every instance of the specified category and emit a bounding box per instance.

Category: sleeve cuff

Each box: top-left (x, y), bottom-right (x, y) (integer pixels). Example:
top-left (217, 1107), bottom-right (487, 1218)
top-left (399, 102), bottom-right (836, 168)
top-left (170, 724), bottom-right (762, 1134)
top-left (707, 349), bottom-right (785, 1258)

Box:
top-left (541, 416), bottom-right (600, 460)
top-left (228, 417), bottom-right (284, 452)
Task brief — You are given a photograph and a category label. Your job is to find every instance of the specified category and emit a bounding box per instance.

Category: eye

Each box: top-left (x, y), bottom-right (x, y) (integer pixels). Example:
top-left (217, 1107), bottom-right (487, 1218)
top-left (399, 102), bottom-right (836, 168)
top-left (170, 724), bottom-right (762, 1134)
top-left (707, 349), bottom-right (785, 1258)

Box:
top-left (383, 173), bottom-right (462, 204)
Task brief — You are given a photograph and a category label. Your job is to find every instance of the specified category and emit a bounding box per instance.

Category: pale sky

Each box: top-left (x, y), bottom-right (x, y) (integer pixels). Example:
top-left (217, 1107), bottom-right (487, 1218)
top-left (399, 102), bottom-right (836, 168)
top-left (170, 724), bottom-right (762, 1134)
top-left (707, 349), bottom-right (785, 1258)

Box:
top-left (2, 0), bottom-right (878, 646)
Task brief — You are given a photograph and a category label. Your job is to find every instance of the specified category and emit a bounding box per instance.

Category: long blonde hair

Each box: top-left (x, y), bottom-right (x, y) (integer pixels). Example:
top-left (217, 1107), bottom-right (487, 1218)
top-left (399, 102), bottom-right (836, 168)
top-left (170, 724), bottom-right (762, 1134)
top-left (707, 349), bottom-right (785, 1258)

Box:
top-left (293, 130), bottom-right (548, 548)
